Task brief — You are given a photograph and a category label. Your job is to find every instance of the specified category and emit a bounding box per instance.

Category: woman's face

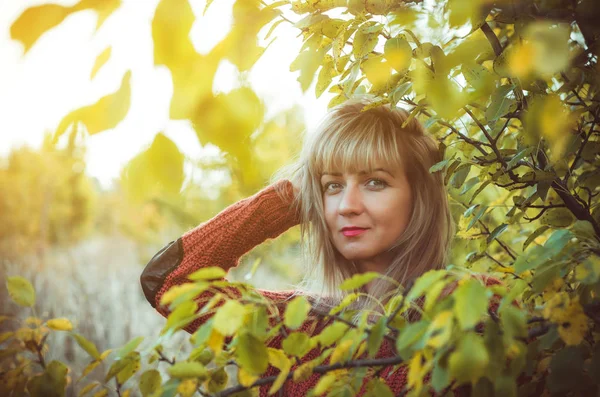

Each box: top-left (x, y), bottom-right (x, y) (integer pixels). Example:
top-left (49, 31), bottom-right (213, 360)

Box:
top-left (320, 166), bottom-right (413, 273)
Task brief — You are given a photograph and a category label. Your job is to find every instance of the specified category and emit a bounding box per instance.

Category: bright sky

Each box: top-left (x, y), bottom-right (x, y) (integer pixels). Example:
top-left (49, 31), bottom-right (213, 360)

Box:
top-left (0, 0), bottom-right (332, 188)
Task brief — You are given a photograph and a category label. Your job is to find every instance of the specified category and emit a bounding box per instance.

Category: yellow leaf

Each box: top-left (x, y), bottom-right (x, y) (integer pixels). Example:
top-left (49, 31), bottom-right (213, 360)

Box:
top-left (90, 47), bottom-right (112, 79)
top-left (329, 339), bottom-right (353, 365)
top-left (55, 71), bottom-right (131, 140)
top-left (159, 284), bottom-right (199, 306)
top-left (78, 382), bottom-right (100, 397)
top-left (46, 318), bottom-right (73, 331)
top-left (207, 328), bottom-right (225, 357)
top-left (10, 0), bottom-right (121, 53)
top-left (507, 41), bottom-right (535, 79)
top-left (407, 351), bottom-right (432, 393)
top-left (425, 311), bottom-right (454, 348)
top-left (361, 56), bottom-right (393, 87)
top-left (237, 367), bottom-right (259, 387)
top-left (177, 378), bottom-right (198, 397)
top-left (384, 37), bottom-right (412, 72)
top-left (292, 361), bottom-right (315, 383)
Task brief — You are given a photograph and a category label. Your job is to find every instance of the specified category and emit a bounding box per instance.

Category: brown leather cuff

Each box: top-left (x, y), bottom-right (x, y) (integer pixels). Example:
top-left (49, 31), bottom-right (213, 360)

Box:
top-left (140, 238), bottom-right (183, 308)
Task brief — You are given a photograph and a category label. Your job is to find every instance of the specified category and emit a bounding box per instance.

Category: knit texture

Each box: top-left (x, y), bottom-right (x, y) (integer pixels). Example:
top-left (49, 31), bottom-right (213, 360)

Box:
top-left (153, 179), bottom-right (510, 396)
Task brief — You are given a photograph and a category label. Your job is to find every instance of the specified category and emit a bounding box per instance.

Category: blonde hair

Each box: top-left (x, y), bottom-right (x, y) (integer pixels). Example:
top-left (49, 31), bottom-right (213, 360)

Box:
top-left (270, 95), bottom-right (455, 323)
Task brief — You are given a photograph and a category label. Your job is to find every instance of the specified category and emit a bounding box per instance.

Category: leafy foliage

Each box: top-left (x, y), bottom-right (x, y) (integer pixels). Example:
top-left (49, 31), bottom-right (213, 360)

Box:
top-left (4, 0), bottom-right (600, 396)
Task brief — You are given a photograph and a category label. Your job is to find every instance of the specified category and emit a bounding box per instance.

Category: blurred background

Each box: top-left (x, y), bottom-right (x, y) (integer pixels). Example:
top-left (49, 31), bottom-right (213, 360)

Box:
top-left (0, 0), bottom-right (334, 390)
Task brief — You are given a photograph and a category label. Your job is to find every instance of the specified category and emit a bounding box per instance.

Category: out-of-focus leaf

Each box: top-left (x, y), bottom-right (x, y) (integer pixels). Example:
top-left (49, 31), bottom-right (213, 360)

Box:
top-left (213, 300), bottom-right (246, 336)
top-left (55, 71), bottom-right (132, 141)
top-left (384, 36), bottom-right (412, 72)
top-left (7, 276), bottom-right (35, 307)
top-left (236, 331), bottom-right (269, 375)
top-left (453, 279), bottom-right (489, 330)
top-left (340, 272), bottom-right (380, 291)
top-left (90, 47), bottom-right (112, 79)
top-left (10, 0), bottom-right (121, 53)
top-left (448, 333), bottom-right (489, 383)
top-left (27, 360), bottom-right (68, 397)
top-left (167, 361), bottom-right (208, 380)
top-left (46, 318), bottom-right (73, 331)
top-left (283, 332), bottom-right (312, 357)
top-left (284, 296), bottom-right (311, 330)
top-left (121, 132), bottom-right (185, 202)
top-left (117, 336), bottom-right (144, 360)
top-left (139, 370), bottom-right (162, 397)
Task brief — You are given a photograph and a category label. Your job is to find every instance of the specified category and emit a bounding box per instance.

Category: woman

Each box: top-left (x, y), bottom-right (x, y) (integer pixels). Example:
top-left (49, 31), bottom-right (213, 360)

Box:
top-left (140, 96), bottom-right (501, 396)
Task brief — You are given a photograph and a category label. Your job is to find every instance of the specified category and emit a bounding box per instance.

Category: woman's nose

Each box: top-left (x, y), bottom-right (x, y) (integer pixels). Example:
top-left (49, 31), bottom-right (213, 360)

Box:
top-left (338, 184), bottom-right (364, 216)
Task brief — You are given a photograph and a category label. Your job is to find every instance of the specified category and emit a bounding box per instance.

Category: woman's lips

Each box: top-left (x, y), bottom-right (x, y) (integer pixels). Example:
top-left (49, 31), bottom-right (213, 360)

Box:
top-left (342, 228), bottom-right (368, 237)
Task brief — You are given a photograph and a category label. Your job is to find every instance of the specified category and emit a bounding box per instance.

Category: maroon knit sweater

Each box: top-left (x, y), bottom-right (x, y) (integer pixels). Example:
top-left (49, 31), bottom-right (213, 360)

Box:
top-left (140, 179), bottom-right (510, 396)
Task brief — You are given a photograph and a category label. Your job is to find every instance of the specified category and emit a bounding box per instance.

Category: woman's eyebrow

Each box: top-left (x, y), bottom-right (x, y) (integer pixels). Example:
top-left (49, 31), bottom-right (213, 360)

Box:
top-left (322, 168), bottom-right (395, 177)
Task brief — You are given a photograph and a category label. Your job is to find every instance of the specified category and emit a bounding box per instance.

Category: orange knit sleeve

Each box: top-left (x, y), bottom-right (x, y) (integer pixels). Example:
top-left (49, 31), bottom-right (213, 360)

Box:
top-left (140, 179), bottom-right (301, 334)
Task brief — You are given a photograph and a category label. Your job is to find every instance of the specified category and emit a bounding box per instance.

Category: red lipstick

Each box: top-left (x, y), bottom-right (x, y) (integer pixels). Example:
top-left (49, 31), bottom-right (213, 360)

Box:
top-left (341, 227), bottom-right (368, 237)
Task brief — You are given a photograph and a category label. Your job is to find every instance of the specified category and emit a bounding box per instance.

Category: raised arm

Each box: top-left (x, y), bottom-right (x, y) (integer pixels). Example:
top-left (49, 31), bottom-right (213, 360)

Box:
top-left (140, 179), bottom-right (301, 333)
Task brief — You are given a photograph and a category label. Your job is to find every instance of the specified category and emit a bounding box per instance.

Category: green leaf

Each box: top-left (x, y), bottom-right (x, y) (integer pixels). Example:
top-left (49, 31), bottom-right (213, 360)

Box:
top-left (316, 322), bottom-right (349, 347)
top-left (139, 370), bottom-right (162, 397)
top-left (115, 351), bottom-right (141, 385)
top-left (507, 147), bottom-right (533, 169)
top-left (540, 208), bottom-right (575, 228)
top-left (448, 333), bottom-right (489, 383)
top-left (330, 293), bottom-right (360, 315)
top-left (450, 164), bottom-right (471, 189)
top-left (283, 332), bottom-right (312, 357)
top-left (367, 318), bottom-right (387, 357)
top-left (187, 266), bottom-right (226, 281)
top-left (499, 305), bottom-right (527, 340)
top-left (27, 360), bottom-right (69, 397)
top-left (522, 226), bottom-right (549, 250)
top-left (213, 300), bottom-right (246, 336)
top-left (116, 336), bottom-right (144, 360)
top-left (407, 270), bottom-right (447, 301)
top-left (429, 158), bottom-right (451, 173)
top-left (485, 84), bottom-right (516, 122)
top-left (284, 296), bottom-right (311, 330)
top-left (487, 223), bottom-right (508, 243)
top-left (236, 332), bottom-right (269, 375)
top-left (467, 205), bottom-right (488, 231)
top-left (469, 180), bottom-right (492, 205)
top-left (547, 347), bottom-right (585, 394)
top-left (167, 361), bottom-right (208, 380)
top-left (7, 276), bottom-right (35, 307)
top-left (339, 272), bottom-right (380, 291)
top-left (162, 300), bottom-right (198, 334)
top-left (459, 177), bottom-right (480, 195)
top-left (72, 333), bottom-right (101, 360)
top-left (515, 229), bottom-right (571, 274)
top-left (453, 279), bottom-right (489, 330)
top-left (365, 378), bottom-right (394, 397)
top-left (431, 360), bottom-right (451, 392)
top-left (395, 321), bottom-right (428, 357)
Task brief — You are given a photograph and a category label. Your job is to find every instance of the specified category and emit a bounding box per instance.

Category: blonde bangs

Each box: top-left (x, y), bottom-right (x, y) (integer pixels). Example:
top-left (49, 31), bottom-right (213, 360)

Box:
top-left (309, 115), bottom-right (404, 178)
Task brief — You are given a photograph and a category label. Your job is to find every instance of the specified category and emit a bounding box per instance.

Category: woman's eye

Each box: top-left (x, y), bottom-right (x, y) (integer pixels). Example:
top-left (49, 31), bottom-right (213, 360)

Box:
top-left (323, 182), bottom-right (340, 191)
top-left (367, 179), bottom-right (387, 188)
